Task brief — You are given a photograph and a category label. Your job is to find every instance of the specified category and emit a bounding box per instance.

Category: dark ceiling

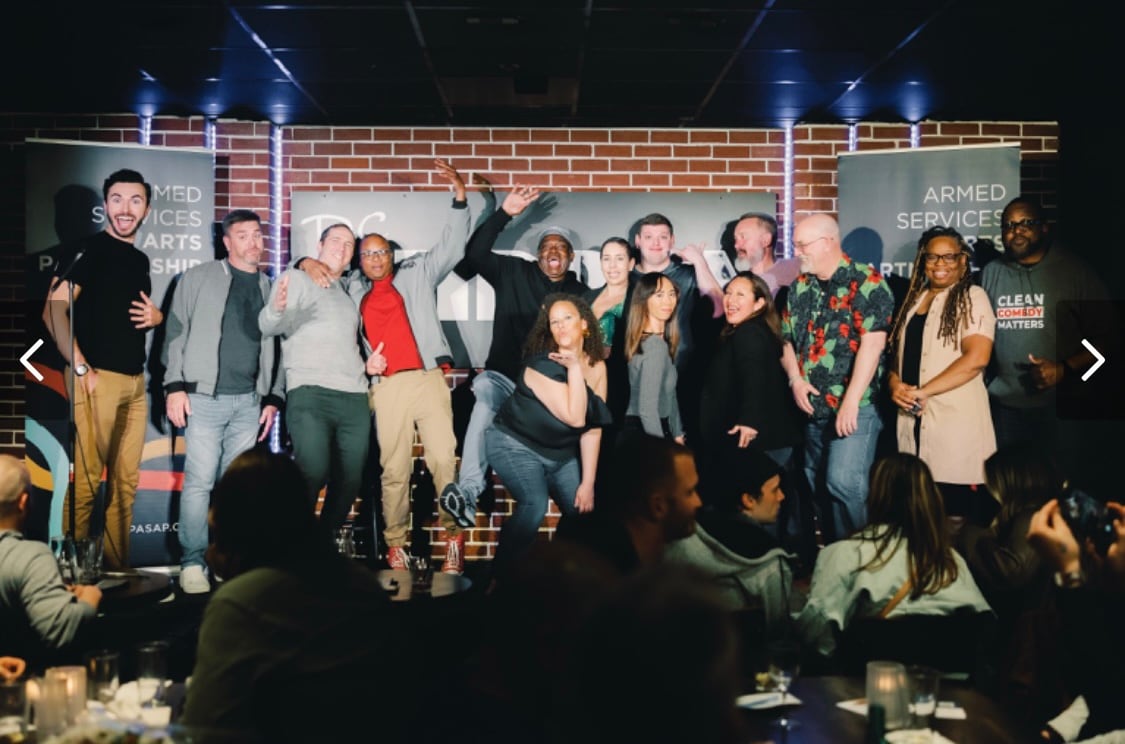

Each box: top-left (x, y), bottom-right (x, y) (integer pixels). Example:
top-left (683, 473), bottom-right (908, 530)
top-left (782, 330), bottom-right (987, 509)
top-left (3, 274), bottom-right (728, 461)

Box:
top-left (4, 1), bottom-right (1088, 129)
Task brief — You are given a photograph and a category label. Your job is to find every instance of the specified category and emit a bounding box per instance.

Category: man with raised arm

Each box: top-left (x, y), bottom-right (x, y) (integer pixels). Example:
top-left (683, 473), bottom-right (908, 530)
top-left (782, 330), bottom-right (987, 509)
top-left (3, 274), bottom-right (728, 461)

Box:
top-left (439, 185), bottom-right (588, 529)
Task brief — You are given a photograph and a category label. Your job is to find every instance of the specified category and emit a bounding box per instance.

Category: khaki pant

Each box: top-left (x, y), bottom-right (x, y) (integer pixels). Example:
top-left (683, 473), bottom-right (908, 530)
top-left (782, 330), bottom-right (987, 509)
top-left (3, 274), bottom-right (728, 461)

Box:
top-left (370, 368), bottom-right (459, 546)
top-left (64, 368), bottom-right (147, 570)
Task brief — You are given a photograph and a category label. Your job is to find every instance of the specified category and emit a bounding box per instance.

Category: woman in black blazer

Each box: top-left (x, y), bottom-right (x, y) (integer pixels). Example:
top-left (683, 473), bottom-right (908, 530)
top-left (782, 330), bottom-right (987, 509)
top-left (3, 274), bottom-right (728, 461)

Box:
top-left (698, 272), bottom-right (802, 502)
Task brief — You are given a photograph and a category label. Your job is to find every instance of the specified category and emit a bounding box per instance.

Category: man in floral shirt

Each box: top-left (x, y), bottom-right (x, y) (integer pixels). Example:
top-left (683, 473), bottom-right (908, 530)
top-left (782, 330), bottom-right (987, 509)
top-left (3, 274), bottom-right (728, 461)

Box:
top-left (780, 214), bottom-right (894, 542)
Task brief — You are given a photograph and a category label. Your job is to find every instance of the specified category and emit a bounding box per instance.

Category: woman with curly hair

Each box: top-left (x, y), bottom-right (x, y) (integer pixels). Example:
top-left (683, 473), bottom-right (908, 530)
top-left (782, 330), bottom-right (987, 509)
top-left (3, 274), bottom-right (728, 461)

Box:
top-left (796, 453), bottom-right (991, 657)
top-left (886, 226), bottom-right (997, 523)
top-left (486, 293), bottom-right (612, 578)
top-left (623, 272), bottom-right (684, 442)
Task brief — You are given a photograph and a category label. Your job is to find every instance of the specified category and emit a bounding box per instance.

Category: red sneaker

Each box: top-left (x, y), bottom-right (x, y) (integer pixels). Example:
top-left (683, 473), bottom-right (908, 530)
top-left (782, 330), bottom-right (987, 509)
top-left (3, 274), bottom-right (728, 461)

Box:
top-left (441, 533), bottom-right (465, 575)
top-left (387, 545), bottom-right (410, 570)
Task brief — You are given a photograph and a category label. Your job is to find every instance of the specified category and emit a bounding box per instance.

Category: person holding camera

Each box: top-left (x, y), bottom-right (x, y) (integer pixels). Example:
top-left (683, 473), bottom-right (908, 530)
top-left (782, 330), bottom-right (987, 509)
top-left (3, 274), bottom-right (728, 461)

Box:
top-left (1026, 493), bottom-right (1125, 741)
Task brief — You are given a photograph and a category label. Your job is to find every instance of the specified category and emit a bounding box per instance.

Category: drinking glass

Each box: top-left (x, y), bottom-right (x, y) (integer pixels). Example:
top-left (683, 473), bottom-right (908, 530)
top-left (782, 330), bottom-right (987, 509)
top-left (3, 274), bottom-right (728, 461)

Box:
top-left (135, 641), bottom-right (169, 709)
top-left (0, 680), bottom-right (28, 737)
top-left (766, 640), bottom-right (801, 731)
top-left (50, 535), bottom-right (77, 584)
top-left (410, 556), bottom-right (433, 595)
top-left (75, 535), bottom-right (104, 584)
top-left (85, 649), bottom-right (120, 705)
top-left (907, 665), bottom-right (941, 735)
top-left (334, 524), bottom-right (356, 558)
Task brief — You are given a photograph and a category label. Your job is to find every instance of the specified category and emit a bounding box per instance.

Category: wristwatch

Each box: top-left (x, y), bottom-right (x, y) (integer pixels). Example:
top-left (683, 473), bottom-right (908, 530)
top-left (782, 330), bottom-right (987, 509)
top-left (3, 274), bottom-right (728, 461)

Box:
top-left (74, 362), bottom-right (89, 377)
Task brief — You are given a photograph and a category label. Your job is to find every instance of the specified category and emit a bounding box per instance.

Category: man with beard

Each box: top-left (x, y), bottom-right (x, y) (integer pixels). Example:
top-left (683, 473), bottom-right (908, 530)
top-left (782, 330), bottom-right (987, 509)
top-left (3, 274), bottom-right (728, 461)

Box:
top-left (162, 210), bottom-right (285, 593)
top-left (42, 169), bottom-right (163, 569)
top-left (780, 213), bottom-right (894, 542)
top-left (981, 196), bottom-right (1111, 475)
top-left (730, 212), bottom-right (801, 299)
top-left (259, 224), bottom-right (369, 529)
top-left (555, 434), bottom-right (702, 574)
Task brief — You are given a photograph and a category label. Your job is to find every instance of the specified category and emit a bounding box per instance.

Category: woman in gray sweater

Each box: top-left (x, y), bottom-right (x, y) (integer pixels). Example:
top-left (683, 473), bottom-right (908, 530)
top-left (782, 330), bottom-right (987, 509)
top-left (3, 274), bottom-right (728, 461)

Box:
top-left (623, 272), bottom-right (683, 442)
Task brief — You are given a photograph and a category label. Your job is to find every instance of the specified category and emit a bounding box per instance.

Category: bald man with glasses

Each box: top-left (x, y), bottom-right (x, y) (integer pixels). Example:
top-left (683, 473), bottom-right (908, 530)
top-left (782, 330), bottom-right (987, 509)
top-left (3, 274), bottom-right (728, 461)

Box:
top-left (779, 213), bottom-right (895, 543)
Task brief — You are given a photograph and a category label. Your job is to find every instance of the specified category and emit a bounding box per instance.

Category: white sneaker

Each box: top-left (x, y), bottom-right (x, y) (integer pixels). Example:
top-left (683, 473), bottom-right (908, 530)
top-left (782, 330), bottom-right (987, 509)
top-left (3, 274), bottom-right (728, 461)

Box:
top-left (180, 565), bottom-right (211, 594)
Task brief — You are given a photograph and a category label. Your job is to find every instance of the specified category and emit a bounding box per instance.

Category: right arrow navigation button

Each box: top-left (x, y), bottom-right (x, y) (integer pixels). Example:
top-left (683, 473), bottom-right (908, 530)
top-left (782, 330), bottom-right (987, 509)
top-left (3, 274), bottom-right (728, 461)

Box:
top-left (1080, 338), bottom-right (1105, 382)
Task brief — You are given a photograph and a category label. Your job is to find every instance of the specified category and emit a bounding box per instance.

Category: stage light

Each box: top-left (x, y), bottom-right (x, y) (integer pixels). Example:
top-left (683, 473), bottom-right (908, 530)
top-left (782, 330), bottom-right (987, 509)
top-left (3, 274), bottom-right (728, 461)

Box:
top-left (783, 121), bottom-right (794, 257)
top-left (269, 123), bottom-right (284, 453)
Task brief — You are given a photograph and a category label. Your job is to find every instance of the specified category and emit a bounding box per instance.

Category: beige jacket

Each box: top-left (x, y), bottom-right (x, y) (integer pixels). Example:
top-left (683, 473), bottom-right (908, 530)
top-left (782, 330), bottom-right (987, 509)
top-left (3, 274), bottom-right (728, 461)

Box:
top-left (895, 284), bottom-right (996, 484)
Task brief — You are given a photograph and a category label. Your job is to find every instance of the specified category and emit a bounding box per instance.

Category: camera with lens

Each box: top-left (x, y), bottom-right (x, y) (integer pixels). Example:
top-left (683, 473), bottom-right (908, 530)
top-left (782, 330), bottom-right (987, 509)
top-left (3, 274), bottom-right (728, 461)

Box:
top-left (1059, 485), bottom-right (1116, 556)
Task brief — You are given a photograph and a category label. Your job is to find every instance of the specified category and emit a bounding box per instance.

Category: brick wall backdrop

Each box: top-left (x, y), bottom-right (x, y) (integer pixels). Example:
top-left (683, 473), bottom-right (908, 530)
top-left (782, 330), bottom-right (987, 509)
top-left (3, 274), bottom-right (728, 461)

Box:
top-left (0, 115), bottom-right (1059, 561)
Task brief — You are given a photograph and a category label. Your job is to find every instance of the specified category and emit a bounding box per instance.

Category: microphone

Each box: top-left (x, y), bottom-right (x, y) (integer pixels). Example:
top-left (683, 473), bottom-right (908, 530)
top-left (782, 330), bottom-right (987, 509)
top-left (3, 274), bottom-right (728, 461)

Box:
top-left (50, 249), bottom-right (85, 292)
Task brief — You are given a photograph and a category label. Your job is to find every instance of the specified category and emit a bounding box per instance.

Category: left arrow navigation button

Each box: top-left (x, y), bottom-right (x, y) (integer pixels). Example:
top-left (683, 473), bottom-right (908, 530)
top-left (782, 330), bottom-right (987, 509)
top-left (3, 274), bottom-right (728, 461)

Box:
top-left (21, 338), bottom-right (44, 382)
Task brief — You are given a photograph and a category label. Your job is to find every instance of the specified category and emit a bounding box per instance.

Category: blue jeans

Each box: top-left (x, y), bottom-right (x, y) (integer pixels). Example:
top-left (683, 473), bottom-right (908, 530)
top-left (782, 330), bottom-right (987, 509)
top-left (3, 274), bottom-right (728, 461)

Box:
top-left (179, 392), bottom-right (261, 568)
top-left (803, 406), bottom-right (882, 542)
top-left (457, 371), bottom-right (516, 500)
top-left (486, 427), bottom-right (580, 576)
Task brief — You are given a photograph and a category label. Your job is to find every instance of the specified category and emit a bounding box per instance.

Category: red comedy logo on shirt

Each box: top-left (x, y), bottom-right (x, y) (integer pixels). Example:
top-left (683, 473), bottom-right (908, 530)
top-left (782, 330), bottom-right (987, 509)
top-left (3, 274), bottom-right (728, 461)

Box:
top-left (995, 293), bottom-right (1045, 329)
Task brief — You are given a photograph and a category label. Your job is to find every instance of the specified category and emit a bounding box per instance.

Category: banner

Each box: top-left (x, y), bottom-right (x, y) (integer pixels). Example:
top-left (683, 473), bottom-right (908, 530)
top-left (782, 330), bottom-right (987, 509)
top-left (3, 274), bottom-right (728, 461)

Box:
top-left (291, 190), bottom-right (776, 367)
top-left (25, 139), bottom-right (214, 566)
top-left (837, 143), bottom-right (1020, 279)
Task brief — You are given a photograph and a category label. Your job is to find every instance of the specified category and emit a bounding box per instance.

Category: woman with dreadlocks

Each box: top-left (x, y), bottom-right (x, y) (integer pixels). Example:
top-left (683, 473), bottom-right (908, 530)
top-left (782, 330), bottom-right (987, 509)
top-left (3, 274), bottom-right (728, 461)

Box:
top-left (886, 226), bottom-right (997, 524)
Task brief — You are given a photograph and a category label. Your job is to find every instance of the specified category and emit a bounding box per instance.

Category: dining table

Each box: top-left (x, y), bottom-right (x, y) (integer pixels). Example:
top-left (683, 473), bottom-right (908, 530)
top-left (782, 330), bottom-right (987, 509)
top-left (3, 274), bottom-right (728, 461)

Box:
top-left (375, 568), bottom-right (472, 601)
top-left (95, 569), bottom-right (174, 612)
top-left (740, 675), bottom-right (1032, 743)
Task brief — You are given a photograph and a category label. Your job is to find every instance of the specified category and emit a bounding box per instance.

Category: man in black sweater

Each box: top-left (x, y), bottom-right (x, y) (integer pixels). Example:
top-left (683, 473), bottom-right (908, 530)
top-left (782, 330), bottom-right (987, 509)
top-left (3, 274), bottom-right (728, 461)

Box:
top-left (441, 185), bottom-right (588, 527)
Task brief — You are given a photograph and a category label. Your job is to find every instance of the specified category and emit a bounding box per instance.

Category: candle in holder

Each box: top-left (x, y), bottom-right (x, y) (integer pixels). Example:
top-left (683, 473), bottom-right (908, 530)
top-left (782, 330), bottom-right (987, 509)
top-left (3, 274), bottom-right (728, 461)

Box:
top-left (45, 665), bottom-right (87, 727)
top-left (35, 674), bottom-right (69, 736)
top-left (865, 660), bottom-right (909, 729)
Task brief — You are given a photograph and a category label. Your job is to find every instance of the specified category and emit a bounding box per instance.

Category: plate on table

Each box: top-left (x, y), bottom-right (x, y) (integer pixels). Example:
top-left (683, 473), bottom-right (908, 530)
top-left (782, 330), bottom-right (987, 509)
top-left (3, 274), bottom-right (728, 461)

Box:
top-left (97, 577), bottom-right (129, 591)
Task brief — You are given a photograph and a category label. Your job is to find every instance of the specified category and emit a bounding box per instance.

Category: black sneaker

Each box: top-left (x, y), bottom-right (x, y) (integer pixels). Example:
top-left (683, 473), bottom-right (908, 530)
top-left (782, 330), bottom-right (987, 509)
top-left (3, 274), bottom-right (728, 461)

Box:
top-left (440, 483), bottom-right (477, 529)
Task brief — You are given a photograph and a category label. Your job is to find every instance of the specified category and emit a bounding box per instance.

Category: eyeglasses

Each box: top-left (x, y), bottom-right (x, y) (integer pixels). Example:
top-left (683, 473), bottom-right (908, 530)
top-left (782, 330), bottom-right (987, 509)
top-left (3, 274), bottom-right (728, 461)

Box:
top-left (360, 249), bottom-right (391, 259)
top-left (793, 235), bottom-right (829, 251)
top-left (923, 252), bottom-right (963, 266)
top-left (1001, 219), bottom-right (1041, 233)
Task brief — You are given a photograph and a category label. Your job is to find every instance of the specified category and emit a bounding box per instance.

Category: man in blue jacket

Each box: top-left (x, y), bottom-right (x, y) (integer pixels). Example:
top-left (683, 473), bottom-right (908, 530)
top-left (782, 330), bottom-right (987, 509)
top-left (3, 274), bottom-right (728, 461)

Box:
top-left (163, 209), bottom-right (285, 593)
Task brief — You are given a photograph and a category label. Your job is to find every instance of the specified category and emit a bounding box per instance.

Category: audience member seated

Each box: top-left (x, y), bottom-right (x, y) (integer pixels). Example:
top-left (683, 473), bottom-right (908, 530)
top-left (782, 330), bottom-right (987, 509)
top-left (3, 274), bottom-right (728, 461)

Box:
top-left (427, 540), bottom-right (618, 744)
top-left (1027, 496), bottom-right (1125, 742)
top-left (180, 449), bottom-right (417, 742)
top-left (955, 447), bottom-right (1066, 711)
top-left (956, 447), bottom-right (1058, 608)
top-left (664, 447), bottom-right (797, 629)
top-left (795, 452), bottom-right (991, 659)
top-left (556, 433), bottom-right (701, 574)
top-left (0, 454), bottom-right (101, 672)
top-left (556, 564), bottom-right (747, 744)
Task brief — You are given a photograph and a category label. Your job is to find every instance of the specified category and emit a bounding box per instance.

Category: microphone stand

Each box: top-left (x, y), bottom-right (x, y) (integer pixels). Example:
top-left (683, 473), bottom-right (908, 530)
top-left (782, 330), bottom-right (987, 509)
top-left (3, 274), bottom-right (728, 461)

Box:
top-left (66, 277), bottom-right (76, 543)
top-left (50, 249), bottom-right (84, 545)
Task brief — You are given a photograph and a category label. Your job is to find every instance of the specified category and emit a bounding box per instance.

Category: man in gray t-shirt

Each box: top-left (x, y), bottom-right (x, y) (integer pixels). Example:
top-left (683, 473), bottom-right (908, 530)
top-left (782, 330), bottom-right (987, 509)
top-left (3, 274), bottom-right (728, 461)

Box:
top-left (163, 210), bottom-right (285, 594)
